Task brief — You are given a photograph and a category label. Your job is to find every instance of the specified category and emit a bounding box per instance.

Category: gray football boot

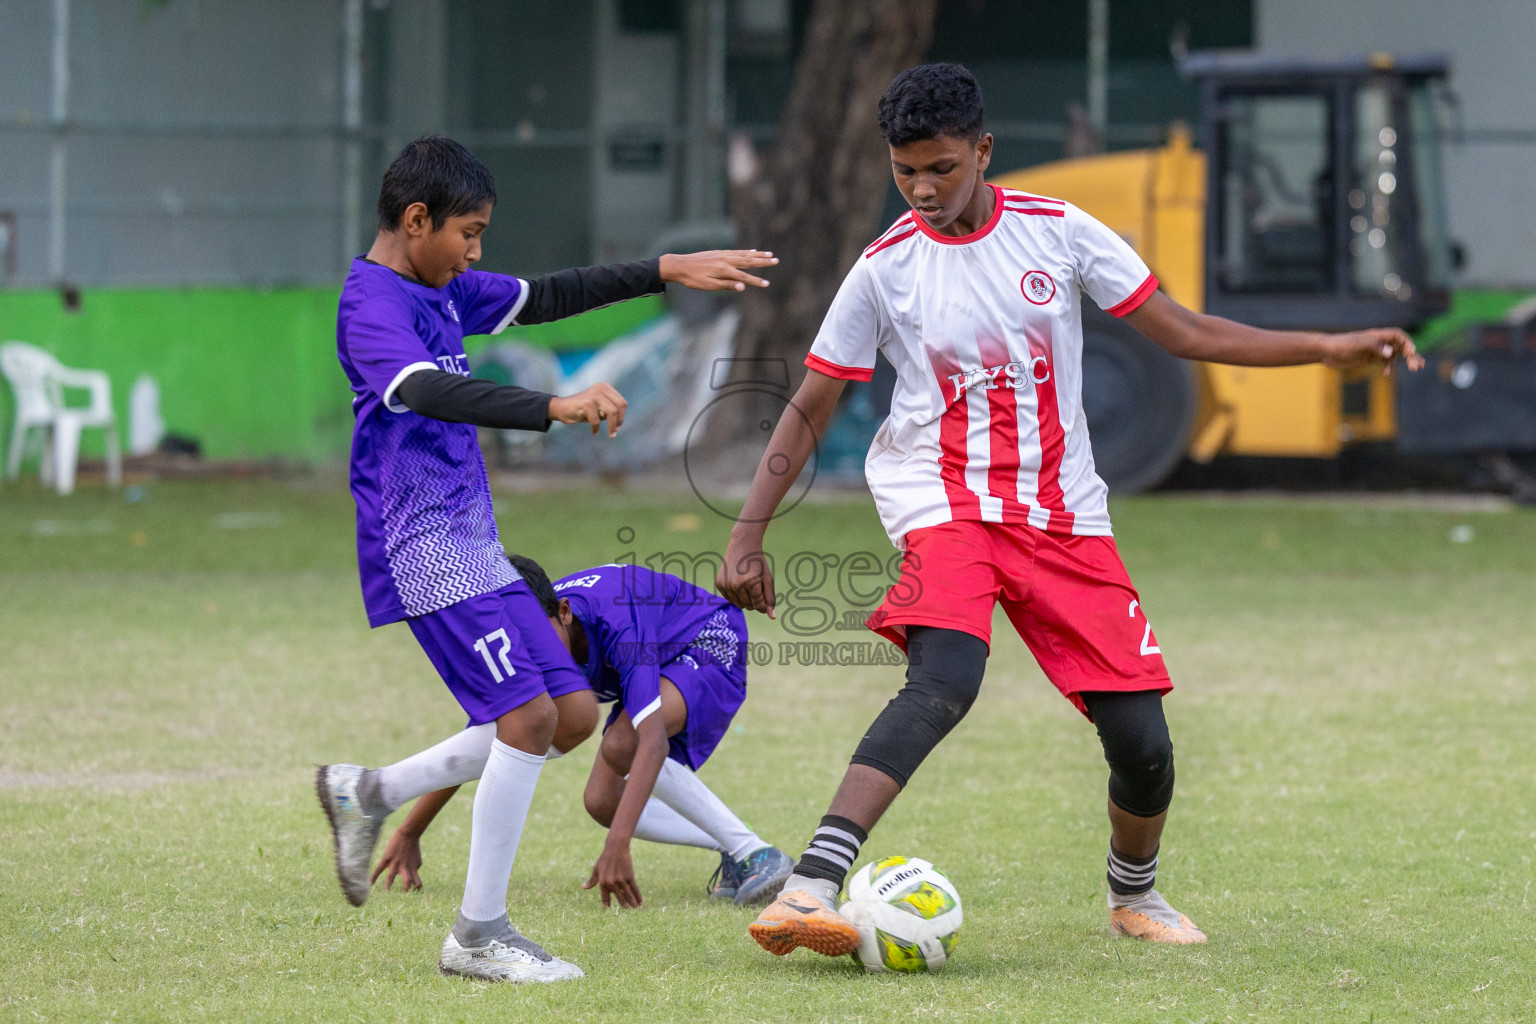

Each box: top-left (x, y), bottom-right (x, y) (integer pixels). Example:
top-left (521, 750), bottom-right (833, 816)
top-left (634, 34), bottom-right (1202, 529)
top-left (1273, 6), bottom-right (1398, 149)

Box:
top-left (315, 763), bottom-right (385, 907)
top-left (439, 928), bottom-right (584, 983)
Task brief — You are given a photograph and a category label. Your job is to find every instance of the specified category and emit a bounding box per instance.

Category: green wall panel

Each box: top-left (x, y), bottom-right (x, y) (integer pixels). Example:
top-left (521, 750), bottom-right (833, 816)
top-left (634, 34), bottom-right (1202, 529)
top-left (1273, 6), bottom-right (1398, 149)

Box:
top-left (0, 288), bottom-right (663, 466)
top-left (0, 288), bottom-right (350, 463)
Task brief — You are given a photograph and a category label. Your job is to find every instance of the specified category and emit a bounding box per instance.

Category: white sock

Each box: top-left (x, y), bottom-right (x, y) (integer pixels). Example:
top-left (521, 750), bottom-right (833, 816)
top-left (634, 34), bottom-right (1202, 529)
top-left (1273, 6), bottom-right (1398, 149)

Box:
top-left (633, 798), bottom-right (723, 850)
top-left (784, 874), bottom-right (838, 905)
top-left (459, 739), bottom-right (544, 923)
top-left (374, 722), bottom-right (495, 812)
top-left (651, 758), bottom-right (764, 862)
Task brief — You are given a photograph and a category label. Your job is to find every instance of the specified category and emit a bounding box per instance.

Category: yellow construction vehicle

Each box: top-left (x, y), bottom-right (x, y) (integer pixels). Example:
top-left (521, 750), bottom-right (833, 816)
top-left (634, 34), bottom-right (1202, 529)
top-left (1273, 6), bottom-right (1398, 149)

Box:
top-left (992, 52), bottom-right (1457, 490)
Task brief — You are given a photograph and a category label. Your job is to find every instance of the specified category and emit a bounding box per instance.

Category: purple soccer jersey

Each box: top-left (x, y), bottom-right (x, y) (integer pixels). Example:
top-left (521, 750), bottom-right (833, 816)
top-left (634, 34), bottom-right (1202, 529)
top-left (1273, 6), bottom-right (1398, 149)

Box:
top-left (337, 258), bottom-right (532, 626)
top-left (554, 564), bottom-right (747, 766)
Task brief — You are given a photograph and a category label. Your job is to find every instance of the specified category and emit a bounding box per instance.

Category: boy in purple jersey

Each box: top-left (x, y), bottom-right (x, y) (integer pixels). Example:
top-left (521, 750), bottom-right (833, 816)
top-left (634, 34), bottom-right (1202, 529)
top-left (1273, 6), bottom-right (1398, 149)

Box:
top-left (354, 556), bottom-right (794, 910)
top-left (314, 136), bottom-right (777, 984)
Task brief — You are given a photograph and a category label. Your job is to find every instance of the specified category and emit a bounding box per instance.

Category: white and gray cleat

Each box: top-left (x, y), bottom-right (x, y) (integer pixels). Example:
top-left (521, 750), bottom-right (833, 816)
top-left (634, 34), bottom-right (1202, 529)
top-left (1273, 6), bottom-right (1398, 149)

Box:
top-left (314, 763), bottom-right (385, 907)
top-left (438, 931), bottom-right (585, 983)
top-left (1108, 888), bottom-right (1207, 944)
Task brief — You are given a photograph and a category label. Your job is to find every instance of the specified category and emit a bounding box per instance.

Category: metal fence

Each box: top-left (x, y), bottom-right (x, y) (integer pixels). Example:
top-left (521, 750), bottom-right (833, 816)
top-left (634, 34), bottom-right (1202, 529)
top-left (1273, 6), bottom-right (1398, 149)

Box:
top-left (19, 0), bottom-right (1476, 291)
top-left (0, 0), bottom-right (1219, 291)
top-left (0, 0), bottom-right (369, 288)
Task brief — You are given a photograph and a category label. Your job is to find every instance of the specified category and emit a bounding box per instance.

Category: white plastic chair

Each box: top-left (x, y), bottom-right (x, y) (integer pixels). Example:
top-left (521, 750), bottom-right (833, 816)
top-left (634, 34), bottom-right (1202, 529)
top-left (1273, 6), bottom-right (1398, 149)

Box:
top-left (1, 341), bottom-right (121, 495)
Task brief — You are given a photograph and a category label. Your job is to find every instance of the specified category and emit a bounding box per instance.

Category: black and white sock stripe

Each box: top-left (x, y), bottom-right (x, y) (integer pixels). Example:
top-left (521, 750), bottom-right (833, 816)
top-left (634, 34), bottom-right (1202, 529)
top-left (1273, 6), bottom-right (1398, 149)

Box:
top-left (806, 826), bottom-right (861, 870)
top-left (1106, 845), bottom-right (1157, 896)
top-left (794, 815), bottom-right (868, 887)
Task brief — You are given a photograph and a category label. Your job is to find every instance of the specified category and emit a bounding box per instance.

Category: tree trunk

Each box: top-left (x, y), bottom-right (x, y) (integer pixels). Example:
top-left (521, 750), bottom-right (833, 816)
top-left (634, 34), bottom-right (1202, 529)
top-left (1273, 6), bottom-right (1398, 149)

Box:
top-left (725, 0), bottom-right (936, 431)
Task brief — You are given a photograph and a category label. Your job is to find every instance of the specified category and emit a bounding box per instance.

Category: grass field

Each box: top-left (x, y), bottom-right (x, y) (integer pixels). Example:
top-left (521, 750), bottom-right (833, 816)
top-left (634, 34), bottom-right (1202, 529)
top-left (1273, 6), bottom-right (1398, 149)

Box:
top-left (1, 477), bottom-right (1533, 1022)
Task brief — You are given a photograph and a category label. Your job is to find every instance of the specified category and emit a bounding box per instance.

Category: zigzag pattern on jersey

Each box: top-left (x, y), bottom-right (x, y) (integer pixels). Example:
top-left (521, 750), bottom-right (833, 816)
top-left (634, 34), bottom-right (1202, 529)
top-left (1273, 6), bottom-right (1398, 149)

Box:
top-left (377, 417), bottom-right (517, 617)
top-left (686, 608), bottom-right (742, 668)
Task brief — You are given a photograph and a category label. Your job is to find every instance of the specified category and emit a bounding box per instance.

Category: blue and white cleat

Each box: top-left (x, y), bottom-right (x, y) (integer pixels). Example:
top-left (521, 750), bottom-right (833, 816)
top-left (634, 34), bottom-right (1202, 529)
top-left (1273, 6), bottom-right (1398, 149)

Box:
top-left (439, 930), bottom-right (584, 983)
top-left (315, 763), bottom-right (384, 907)
top-left (708, 851), bottom-right (743, 902)
top-left (733, 846), bottom-right (795, 907)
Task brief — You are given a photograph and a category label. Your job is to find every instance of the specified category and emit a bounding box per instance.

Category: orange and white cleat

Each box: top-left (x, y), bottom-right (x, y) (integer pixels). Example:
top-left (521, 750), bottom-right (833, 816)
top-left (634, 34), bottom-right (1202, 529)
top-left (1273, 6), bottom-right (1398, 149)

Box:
top-left (1108, 889), bottom-right (1207, 944)
top-left (748, 889), bottom-right (862, 957)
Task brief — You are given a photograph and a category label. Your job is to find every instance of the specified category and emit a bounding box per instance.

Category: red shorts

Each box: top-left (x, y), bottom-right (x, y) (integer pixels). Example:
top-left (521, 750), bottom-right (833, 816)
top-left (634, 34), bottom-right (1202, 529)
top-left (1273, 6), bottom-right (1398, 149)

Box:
top-left (866, 520), bottom-right (1171, 718)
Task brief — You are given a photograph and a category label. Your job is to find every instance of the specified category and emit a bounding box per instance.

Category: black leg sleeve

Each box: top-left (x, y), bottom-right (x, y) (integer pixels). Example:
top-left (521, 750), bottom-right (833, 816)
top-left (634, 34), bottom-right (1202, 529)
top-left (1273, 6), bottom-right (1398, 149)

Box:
top-left (850, 627), bottom-right (988, 787)
top-left (1080, 690), bottom-right (1175, 818)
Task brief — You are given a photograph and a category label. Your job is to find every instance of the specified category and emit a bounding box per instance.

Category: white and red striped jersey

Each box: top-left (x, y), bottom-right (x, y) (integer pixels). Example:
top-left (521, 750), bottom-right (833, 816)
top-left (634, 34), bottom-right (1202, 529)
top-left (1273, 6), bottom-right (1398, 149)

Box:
top-left (805, 184), bottom-right (1158, 547)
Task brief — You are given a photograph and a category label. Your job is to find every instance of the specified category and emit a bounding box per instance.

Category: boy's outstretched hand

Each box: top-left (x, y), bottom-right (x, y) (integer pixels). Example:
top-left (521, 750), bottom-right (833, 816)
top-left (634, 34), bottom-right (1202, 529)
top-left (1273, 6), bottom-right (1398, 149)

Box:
top-left (1321, 327), bottom-right (1425, 374)
top-left (717, 542), bottom-right (777, 620)
top-left (660, 250), bottom-right (779, 292)
top-left (549, 383), bottom-right (628, 436)
top-left (584, 839), bottom-right (643, 909)
top-left (370, 827), bottom-right (424, 893)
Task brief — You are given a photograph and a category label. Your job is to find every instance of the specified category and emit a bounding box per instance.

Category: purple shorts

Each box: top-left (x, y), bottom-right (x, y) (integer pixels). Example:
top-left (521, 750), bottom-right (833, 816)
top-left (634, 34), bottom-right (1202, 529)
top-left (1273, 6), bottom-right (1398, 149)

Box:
top-left (606, 607), bottom-right (749, 769)
top-left (409, 581), bottom-right (592, 725)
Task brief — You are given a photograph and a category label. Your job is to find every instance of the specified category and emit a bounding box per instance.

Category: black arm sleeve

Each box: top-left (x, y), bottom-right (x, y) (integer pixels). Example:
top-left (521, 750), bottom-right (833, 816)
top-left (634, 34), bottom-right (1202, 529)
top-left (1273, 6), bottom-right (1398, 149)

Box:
top-left (515, 258), bottom-right (663, 325)
top-left (395, 369), bottom-right (553, 432)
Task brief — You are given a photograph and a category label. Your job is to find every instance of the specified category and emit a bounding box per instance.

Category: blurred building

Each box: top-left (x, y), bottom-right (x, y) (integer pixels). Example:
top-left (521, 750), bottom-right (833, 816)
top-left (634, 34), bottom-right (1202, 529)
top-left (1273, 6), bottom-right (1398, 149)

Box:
top-left (2, 0), bottom-right (1528, 465)
top-left (0, 0), bottom-right (1251, 288)
top-left (0, 0), bottom-right (349, 286)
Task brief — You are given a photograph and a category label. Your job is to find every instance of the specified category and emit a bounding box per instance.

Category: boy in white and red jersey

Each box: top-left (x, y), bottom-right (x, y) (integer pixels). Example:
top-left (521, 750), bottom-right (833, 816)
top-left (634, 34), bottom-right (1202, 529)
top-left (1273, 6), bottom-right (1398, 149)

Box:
top-left (718, 63), bottom-right (1422, 958)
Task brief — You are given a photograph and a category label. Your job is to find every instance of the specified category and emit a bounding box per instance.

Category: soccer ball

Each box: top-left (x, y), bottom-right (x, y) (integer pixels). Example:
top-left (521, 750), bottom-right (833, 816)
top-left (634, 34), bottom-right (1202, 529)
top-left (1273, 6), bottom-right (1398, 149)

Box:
top-left (838, 855), bottom-right (963, 973)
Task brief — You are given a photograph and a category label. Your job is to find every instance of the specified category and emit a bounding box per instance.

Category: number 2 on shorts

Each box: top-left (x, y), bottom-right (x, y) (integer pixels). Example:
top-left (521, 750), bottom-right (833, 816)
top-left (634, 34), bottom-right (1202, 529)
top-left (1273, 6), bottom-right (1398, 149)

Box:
top-left (1127, 599), bottom-right (1161, 656)
top-left (472, 628), bottom-right (517, 682)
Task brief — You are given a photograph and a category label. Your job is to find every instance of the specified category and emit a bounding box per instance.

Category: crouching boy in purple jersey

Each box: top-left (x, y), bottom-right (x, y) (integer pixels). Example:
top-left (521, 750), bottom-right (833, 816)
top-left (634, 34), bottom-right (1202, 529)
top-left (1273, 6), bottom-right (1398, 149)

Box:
top-left (347, 556), bottom-right (794, 912)
top-left (315, 136), bottom-right (777, 984)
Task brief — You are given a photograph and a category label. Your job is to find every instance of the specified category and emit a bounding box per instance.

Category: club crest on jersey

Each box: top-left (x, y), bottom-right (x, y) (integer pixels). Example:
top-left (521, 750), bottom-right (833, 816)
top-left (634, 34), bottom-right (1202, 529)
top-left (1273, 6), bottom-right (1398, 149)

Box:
top-left (947, 357), bottom-right (1050, 400)
top-left (1020, 270), bottom-right (1056, 305)
top-left (446, 299), bottom-right (461, 322)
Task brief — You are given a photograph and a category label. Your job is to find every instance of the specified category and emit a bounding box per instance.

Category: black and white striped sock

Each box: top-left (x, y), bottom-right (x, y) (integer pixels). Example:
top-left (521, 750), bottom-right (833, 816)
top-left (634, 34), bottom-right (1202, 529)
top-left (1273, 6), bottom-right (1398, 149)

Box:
top-left (1106, 844), bottom-right (1157, 896)
top-left (793, 814), bottom-right (868, 887)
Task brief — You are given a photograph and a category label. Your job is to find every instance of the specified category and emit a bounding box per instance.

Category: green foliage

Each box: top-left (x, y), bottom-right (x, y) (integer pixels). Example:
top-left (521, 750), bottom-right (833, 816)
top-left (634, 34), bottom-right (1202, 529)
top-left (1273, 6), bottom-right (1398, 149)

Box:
top-left (1, 480), bottom-right (1533, 1020)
